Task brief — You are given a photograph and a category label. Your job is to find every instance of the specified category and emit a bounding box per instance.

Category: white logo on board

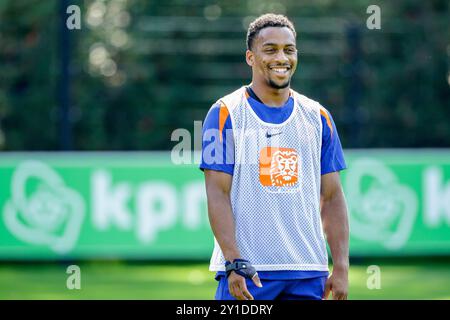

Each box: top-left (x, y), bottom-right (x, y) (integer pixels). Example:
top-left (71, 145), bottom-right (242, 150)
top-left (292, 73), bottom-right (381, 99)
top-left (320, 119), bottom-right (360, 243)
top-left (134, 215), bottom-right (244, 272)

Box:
top-left (345, 158), bottom-right (418, 250)
top-left (3, 161), bottom-right (85, 253)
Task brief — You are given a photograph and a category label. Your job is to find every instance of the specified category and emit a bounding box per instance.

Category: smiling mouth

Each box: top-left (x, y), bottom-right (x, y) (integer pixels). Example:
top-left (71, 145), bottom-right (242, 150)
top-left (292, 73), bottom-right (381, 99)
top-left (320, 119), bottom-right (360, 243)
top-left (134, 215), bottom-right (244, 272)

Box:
top-left (269, 66), bottom-right (291, 75)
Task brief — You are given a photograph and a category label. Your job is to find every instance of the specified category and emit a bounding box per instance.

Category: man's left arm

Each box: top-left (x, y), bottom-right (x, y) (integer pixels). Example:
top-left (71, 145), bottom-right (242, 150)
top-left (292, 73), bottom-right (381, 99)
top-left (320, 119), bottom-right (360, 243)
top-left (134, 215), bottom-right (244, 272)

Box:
top-left (320, 171), bottom-right (349, 300)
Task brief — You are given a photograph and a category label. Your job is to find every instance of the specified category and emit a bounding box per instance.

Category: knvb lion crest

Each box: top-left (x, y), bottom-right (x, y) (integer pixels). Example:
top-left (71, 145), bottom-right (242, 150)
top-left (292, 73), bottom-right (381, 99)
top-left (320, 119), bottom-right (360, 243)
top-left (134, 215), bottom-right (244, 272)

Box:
top-left (270, 150), bottom-right (298, 187)
top-left (260, 147), bottom-right (299, 187)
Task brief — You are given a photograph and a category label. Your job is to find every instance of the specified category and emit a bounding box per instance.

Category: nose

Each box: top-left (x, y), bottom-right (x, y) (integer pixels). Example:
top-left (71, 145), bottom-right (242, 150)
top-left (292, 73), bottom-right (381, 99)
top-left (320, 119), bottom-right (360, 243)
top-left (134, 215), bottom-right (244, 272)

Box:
top-left (274, 50), bottom-right (289, 65)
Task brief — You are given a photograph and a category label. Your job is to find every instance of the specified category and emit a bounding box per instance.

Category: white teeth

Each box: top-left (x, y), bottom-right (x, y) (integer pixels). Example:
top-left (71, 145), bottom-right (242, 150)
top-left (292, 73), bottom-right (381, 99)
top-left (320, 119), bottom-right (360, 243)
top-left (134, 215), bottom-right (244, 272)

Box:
top-left (271, 68), bottom-right (288, 73)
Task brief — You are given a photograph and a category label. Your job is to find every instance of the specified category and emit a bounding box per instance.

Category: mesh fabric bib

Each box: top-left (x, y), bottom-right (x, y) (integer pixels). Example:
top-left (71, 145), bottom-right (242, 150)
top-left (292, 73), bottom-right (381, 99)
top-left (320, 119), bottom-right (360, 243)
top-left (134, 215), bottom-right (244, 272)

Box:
top-left (209, 86), bottom-right (328, 272)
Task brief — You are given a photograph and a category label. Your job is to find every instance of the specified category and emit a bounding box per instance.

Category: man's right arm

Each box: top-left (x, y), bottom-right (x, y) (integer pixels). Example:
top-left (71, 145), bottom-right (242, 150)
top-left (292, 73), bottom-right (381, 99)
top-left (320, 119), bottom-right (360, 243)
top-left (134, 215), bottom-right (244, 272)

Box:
top-left (201, 102), bottom-right (262, 300)
top-left (201, 102), bottom-right (238, 260)
top-left (204, 169), bottom-right (262, 300)
top-left (204, 169), bottom-right (240, 262)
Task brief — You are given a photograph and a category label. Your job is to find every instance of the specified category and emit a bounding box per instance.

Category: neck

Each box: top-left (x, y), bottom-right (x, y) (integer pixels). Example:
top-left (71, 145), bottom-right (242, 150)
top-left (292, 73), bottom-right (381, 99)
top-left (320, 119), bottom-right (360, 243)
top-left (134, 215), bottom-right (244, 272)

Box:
top-left (250, 80), bottom-right (290, 107)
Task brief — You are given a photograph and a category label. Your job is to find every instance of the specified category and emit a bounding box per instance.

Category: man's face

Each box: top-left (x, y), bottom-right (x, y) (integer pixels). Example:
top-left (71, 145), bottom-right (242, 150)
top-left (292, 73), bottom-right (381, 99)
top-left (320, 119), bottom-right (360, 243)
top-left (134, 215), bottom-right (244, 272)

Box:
top-left (247, 26), bottom-right (298, 89)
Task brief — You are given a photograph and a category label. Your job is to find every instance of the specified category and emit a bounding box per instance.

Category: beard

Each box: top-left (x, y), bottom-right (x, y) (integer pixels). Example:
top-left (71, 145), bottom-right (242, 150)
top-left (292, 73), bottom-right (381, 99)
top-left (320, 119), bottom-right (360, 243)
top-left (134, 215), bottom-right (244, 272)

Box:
top-left (268, 77), bottom-right (291, 89)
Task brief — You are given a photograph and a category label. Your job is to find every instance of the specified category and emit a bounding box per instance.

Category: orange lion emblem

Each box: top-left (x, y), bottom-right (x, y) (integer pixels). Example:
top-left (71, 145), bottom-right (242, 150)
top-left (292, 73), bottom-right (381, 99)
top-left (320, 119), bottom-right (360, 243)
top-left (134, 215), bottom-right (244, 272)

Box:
top-left (260, 147), bottom-right (298, 187)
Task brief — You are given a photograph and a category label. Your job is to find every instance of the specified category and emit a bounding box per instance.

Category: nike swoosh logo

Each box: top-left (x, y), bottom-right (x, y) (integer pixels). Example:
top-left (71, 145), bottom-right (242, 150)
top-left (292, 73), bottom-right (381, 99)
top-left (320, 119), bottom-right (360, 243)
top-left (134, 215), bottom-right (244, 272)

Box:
top-left (266, 131), bottom-right (282, 138)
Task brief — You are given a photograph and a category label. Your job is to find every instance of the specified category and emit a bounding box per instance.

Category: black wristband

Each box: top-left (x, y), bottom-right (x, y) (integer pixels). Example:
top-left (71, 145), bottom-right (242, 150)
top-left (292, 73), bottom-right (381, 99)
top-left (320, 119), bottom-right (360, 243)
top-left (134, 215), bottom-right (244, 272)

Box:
top-left (225, 259), bottom-right (257, 279)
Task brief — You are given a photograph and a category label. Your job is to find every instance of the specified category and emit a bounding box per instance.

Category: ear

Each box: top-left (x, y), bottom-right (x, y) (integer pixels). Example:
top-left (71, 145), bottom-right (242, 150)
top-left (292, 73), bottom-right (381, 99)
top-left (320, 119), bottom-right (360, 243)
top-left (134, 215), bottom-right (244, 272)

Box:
top-left (245, 50), bottom-right (254, 67)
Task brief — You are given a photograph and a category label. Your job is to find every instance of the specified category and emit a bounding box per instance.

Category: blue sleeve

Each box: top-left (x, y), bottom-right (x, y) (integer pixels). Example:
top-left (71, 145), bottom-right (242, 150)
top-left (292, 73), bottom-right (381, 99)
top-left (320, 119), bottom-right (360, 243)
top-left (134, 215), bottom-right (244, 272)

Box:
top-left (199, 103), bottom-right (234, 175)
top-left (321, 109), bottom-right (347, 175)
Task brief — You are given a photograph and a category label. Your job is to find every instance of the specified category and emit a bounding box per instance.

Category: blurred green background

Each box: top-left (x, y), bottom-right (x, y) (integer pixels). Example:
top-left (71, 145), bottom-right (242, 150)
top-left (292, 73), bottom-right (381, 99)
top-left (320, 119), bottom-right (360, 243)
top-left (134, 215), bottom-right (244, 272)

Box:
top-left (0, 0), bottom-right (449, 300)
top-left (1, 0), bottom-right (449, 150)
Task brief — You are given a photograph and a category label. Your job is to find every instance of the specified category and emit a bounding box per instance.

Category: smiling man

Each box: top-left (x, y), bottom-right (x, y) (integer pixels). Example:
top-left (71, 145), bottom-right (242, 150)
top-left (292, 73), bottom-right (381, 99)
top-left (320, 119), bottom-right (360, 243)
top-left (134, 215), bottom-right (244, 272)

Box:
top-left (200, 14), bottom-right (349, 300)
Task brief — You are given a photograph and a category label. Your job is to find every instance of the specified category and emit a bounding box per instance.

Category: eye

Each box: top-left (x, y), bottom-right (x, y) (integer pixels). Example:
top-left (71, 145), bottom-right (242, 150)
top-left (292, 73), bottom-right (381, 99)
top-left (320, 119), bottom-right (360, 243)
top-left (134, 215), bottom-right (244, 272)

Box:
top-left (285, 48), bottom-right (296, 54)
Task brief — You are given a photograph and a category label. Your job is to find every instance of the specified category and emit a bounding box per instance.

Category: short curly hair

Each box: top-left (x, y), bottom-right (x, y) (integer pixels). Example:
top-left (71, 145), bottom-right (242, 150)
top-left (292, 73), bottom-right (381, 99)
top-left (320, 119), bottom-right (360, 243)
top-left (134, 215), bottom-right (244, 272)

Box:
top-left (246, 14), bottom-right (296, 50)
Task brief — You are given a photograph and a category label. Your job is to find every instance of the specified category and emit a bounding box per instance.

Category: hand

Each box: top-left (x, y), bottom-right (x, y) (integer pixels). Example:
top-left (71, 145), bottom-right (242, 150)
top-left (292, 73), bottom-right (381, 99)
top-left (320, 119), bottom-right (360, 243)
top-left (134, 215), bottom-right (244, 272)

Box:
top-left (323, 267), bottom-right (348, 300)
top-left (227, 271), bottom-right (262, 300)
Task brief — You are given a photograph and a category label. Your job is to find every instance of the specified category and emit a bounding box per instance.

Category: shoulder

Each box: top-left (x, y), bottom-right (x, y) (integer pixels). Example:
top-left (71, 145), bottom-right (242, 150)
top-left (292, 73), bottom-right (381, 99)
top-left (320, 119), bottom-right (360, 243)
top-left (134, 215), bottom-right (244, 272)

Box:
top-left (291, 89), bottom-right (335, 125)
top-left (205, 101), bottom-right (221, 115)
top-left (216, 86), bottom-right (246, 113)
top-left (203, 101), bottom-right (233, 132)
top-left (290, 89), bottom-right (328, 114)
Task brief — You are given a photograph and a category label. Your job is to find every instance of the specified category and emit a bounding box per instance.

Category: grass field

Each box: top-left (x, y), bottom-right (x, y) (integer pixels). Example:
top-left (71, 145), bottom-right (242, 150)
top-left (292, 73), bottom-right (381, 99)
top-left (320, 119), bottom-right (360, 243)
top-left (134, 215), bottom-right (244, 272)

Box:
top-left (1, 260), bottom-right (449, 300)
